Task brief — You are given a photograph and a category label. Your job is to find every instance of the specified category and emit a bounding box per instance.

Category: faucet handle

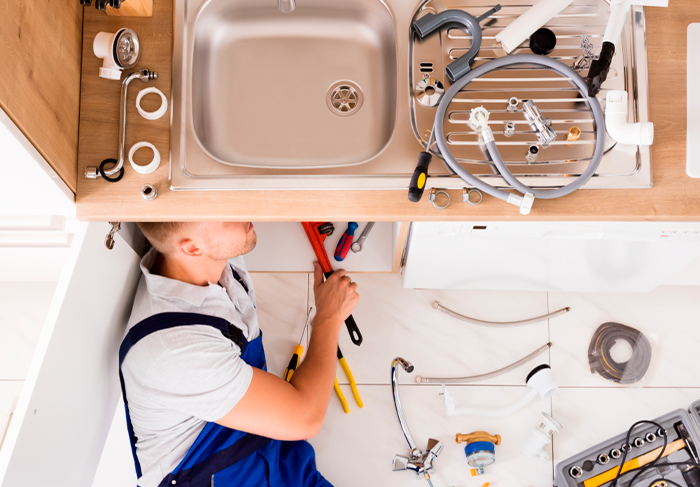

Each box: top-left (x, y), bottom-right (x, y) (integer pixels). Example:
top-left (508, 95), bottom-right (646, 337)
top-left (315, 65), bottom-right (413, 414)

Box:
top-left (392, 454), bottom-right (410, 471)
top-left (426, 438), bottom-right (443, 456)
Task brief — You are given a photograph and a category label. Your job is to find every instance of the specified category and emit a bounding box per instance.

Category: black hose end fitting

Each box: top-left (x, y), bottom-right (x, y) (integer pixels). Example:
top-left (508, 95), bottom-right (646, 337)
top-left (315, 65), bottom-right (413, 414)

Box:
top-left (408, 151), bottom-right (433, 203)
top-left (683, 466), bottom-right (700, 487)
top-left (586, 41), bottom-right (615, 97)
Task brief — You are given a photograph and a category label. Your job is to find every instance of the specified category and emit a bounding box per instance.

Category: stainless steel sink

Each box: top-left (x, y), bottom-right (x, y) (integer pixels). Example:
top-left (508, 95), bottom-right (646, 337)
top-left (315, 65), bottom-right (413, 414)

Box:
top-left (188, 0), bottom-right (396, 169)
top-left (171, 0), bottom-right (652, 191)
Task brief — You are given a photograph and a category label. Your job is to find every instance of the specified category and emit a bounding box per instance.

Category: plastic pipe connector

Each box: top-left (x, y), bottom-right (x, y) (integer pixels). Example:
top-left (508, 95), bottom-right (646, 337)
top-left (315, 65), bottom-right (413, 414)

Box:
top-left (93, 31), bottom-right (122, 80)
top-left (605, 90), bottom-right (654, 146)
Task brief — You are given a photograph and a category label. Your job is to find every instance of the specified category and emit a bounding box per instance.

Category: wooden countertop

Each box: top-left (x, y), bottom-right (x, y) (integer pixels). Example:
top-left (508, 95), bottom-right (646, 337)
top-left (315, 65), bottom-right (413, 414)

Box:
top-left (76, 0), bottom-right (700, 222)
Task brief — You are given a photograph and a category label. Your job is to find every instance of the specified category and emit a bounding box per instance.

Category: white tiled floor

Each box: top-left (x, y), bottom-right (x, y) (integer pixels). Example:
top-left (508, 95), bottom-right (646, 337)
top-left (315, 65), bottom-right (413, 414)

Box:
top-left (6, 273), bottom-right (700, 487)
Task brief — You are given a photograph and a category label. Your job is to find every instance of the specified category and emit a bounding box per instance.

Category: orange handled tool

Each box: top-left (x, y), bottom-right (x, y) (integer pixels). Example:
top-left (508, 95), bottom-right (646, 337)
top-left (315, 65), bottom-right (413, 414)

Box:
top-left (301, 222), bottom-right (363, 346)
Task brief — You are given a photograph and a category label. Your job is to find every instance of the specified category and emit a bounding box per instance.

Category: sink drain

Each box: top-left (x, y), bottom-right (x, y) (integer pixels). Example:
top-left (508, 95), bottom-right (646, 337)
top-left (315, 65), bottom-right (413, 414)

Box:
top-left (327, 81), bottom-right (363, 116)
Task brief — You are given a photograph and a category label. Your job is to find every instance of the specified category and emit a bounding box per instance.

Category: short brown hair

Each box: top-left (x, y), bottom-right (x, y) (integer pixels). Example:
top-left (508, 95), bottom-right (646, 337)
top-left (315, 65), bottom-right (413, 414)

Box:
top-left (137, 222), bottom-right (192, 255)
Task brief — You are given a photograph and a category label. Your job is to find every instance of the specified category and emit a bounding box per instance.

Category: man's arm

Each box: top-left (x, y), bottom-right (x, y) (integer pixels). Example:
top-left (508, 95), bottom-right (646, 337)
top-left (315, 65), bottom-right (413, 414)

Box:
top-left (215, 262), bottom-right (358, 440)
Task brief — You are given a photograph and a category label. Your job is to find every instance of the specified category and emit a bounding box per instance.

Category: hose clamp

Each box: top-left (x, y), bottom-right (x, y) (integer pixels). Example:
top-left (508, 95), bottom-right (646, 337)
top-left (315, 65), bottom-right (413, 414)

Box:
top-left (429, 188), bottom-right (450, 209)
top-left (463, 188), bottom-right (483, 205)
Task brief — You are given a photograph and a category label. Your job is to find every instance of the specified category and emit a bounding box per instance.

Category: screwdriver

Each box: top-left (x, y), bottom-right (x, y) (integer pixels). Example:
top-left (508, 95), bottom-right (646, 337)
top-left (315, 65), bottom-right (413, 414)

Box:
top-left (284, 307), bottom-right (313, 382)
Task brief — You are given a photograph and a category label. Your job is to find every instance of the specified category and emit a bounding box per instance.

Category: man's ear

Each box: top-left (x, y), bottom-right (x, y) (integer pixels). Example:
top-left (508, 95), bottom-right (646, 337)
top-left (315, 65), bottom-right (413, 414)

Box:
top-left (178, 238), bottom-right (203, 257)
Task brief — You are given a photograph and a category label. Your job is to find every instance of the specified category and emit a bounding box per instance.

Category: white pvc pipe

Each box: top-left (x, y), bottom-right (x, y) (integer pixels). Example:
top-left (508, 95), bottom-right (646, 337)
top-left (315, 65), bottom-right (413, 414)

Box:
top-left (495, 0), bottom-right (574, 54)
top-left (605, 0), bottom-right (669, 50)
top-left (605, 90), bottom-right (654, 146)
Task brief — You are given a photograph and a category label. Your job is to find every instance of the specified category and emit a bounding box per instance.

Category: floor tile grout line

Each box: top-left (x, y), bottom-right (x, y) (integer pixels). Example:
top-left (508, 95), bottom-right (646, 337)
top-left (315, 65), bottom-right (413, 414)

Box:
top-left (547, 291), bottom-right (551, 367)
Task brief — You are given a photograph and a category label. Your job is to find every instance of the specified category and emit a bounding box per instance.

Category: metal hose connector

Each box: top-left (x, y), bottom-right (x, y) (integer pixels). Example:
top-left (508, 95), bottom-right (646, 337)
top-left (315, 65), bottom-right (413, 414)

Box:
top-left (433, 301), bottom-right (570, 327)
top-left (416, 343), bottom-right (551, 384)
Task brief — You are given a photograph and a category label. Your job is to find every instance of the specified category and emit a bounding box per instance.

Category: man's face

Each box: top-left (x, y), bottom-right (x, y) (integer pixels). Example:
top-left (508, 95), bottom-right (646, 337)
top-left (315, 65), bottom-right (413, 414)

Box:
top-left (201, 222), bottom-right (257, 261)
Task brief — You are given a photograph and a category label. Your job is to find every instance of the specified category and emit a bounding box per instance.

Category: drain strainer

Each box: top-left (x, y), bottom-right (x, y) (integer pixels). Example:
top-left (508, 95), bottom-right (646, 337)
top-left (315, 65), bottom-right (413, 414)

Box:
top-left (326, 80), bottom-right (363, 116)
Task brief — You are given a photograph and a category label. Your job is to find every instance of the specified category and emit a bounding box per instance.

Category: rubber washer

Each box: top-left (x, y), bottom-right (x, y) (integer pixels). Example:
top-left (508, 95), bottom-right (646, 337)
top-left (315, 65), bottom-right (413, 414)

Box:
top-left (99, 158), bottom-right (124, 183)
top-left (530, 28), bottom-right (557, 56)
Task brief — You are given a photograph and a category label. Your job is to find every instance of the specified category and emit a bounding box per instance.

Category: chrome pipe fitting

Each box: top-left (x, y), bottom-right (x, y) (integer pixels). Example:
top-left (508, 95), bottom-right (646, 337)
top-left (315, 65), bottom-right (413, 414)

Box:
top-left (277, 0), bottom-right (295, 13)
top-left (526, 145), bottom-right (539, 163)
top-left (391, 358), bottom-right (418, 455)
top-left (141, 184), bottom-right (157, 201)
top-left (507, 96), bottom-right (519, 112)
top-left (391, 358), bottom-right (443, 478)
top-left (85, 68), bottom-right (158, 180)
top-left (503, 121), bottom-right (516, 137)
top-left (522, 99), bottom-right (557, 147)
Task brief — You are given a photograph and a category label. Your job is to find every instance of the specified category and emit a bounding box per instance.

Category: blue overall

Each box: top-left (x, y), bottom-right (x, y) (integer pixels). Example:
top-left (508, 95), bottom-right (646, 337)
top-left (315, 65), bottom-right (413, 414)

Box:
top-left (119, 287), bottom-right (332, 487)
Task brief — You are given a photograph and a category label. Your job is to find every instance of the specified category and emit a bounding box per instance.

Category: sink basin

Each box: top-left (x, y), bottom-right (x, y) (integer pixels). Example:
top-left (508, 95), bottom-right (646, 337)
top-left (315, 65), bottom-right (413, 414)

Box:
top-left (170, 0), bottom-right (652, 191)
top-left (187, 0), bottom-right (396, 169)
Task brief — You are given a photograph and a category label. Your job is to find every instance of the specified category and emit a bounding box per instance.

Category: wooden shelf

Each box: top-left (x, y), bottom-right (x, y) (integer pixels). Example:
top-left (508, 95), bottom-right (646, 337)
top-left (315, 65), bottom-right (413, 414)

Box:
top-left (76, 0), bottom-right (700, 222)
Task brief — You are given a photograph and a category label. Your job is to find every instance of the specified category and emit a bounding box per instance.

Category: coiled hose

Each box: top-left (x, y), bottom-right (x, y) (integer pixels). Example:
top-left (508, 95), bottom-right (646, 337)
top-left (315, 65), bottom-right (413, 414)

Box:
top-left (431, 54), bottom-right (606, 213)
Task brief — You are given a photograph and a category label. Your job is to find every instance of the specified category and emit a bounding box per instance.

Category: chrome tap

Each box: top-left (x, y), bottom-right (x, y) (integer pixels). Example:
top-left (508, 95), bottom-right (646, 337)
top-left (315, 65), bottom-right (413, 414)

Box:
top-left (277, 0), bottom-right (295, 13)
top-left (391, 358), bottom-right (443, 484)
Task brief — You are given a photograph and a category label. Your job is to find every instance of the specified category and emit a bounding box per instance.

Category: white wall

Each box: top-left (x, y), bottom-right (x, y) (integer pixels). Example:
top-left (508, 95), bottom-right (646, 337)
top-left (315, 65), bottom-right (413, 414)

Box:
top-left (0, 107), bottom-right (77, 282)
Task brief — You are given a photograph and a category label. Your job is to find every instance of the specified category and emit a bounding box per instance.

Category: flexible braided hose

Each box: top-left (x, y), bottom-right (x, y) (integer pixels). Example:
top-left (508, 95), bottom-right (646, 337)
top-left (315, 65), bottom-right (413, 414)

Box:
top-left (433, 301), bottom-right (570, 327)
top-left (416, 342), bottom-right (551, 384)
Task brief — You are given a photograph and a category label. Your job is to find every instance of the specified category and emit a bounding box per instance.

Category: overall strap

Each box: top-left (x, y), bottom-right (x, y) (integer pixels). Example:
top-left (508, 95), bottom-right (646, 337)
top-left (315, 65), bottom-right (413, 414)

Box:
top-left (119, 312), bottom-right (249, 479)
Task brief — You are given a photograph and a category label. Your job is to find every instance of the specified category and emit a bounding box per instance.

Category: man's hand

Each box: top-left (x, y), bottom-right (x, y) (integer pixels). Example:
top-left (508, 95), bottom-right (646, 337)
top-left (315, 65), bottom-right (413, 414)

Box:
top-left (312, 262), bottom-right (359, 326)
top-left (215, 263), bottom-right (359, 441)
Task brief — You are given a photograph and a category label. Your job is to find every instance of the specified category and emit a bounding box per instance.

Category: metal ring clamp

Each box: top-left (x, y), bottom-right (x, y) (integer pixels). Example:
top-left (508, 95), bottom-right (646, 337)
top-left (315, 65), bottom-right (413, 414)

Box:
top-left (429, 188), bottom-right (450, 209)
top-left (463, 188), bottom-right (483, 205)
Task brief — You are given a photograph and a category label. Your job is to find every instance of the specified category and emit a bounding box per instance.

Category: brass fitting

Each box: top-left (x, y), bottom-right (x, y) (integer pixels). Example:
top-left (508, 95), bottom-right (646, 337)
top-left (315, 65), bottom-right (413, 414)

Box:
top-left (455, 431), bottom-right (501, 445)
top-left (567, 126), bottom-right (582, 142)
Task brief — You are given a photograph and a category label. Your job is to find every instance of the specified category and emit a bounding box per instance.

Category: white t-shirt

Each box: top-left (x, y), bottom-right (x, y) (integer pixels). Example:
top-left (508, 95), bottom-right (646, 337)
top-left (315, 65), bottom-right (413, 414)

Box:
top-left (121, 249), bottom-right (259, 487)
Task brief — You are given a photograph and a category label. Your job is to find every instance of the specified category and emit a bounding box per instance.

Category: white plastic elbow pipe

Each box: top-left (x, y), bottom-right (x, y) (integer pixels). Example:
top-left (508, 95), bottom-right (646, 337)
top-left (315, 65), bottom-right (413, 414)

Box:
top-left (93, 31), bottom-right (123, 80)
top-left (605, 90), bottom-right (654, 146)
top-left (495, 0), bottom-right (574, 54)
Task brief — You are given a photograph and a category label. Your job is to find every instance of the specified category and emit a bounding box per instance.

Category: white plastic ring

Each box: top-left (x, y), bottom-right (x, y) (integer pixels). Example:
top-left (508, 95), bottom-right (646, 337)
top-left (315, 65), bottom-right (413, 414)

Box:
top-left (136, 87), bottom-right (168, 120)
top-left (128, 142), bottom-right (161, 174)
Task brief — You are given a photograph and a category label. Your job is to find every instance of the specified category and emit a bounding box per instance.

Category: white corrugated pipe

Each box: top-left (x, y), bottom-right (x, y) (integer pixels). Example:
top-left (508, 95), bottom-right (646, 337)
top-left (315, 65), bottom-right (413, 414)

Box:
top-left (605, 90), bottom-right (654, 146)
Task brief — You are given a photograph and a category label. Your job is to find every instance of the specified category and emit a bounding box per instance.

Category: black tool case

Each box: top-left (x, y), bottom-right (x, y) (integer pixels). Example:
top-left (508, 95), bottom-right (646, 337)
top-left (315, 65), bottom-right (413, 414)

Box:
top-left (554, 400), bottom-right (700, 487)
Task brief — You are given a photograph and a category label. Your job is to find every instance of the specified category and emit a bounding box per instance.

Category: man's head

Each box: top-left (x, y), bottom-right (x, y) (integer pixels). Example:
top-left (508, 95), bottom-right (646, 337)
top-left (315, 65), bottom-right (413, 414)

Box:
top-left (137, 222), bottom-right (257, 261)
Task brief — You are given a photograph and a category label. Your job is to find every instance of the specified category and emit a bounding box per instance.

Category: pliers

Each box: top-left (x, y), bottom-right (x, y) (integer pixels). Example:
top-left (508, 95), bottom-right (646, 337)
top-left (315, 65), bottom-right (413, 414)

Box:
top-left (333, 346), bottom-right (363, 413)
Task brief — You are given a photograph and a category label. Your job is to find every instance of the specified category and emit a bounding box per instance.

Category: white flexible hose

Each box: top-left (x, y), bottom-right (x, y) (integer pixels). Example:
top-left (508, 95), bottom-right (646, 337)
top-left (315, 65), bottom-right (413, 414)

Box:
top-left (416, 343), bottom-right (551, 384)
top-left (433, 301), bottom-right (570, 327)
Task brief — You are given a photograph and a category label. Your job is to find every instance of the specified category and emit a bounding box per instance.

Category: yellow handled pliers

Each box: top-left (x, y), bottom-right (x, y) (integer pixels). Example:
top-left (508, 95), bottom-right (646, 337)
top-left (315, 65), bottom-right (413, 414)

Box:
top-left (333, 346), bottom-right (363, 413)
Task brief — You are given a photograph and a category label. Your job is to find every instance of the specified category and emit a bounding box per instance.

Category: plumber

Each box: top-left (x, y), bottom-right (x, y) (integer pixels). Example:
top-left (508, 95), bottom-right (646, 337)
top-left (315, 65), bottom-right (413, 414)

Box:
top-left (119, 222), bottom-right (359, 487)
